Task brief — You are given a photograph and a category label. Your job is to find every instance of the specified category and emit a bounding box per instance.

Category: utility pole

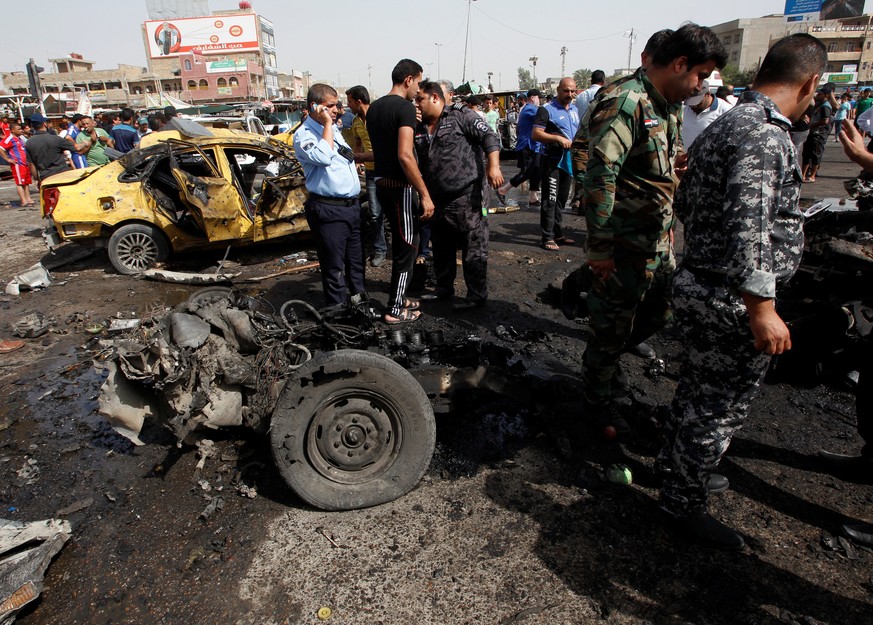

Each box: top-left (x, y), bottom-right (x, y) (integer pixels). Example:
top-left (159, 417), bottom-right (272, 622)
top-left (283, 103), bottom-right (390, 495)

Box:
top-left (624, 28), bottom-right (638, 74)
top-left (487, 71), bottom-right (493, 92)
top-left (367, 65), bottom-right (372, 94)
top-left (560, 46), bottom-right (568, 77)
top-left (462, 0), bottom-right (478, 82)
top-left (435, 43), bottom-right (443, 79)
top-left (529, 56), bottom-right (538, 88)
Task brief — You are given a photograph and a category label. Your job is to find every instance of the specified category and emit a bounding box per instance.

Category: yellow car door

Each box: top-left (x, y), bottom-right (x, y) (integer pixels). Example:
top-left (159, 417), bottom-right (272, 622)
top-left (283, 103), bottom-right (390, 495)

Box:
top-left (252, 166), bottom-right (310, 242)
top-left (219, 141), bottom-right (311, 243)
top-left (166, 141), bottom-right (248, 242)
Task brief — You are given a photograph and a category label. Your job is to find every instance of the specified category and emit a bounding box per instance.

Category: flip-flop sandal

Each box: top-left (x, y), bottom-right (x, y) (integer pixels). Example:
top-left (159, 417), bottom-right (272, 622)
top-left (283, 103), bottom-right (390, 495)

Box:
top-left (555, 237), bottom-right (576, 245)
top-left (403, 299), bottom-right (420, 311)
top-left (542, 240), bottom-right (560, 251)
top-left (0, 339), bottom-right (25, 354)
top-left (382, 309), bottom-right (421, 325)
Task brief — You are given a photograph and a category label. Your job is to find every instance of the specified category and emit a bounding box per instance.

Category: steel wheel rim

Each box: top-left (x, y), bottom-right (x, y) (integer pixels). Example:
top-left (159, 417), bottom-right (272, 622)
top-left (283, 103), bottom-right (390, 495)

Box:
top-left (117, 232), bottom-right (159, 271)
top-left (305, 390), bottom-right (402, 484)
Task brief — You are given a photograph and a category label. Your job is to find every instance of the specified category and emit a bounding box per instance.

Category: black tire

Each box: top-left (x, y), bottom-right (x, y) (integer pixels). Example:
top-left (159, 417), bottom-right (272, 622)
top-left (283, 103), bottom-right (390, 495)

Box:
top-left (270, 349), bottom-right (436, 510)
top-left (108, 224), bottom-right (169, 275)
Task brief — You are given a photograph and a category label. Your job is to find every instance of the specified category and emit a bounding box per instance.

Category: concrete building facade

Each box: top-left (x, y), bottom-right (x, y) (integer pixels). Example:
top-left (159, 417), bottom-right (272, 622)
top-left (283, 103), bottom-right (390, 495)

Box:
top-left (178, 54), bottom-right (263, 103)
top-left (710, 13), bottom-right (873, 84)
top-left (1, 56), bottom-right (183, 109)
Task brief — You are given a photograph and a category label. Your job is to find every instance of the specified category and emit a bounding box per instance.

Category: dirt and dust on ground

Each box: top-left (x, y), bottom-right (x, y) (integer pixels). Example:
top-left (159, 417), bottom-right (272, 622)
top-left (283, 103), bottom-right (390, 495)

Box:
top-left (0, 139), bottom-right (871, 625)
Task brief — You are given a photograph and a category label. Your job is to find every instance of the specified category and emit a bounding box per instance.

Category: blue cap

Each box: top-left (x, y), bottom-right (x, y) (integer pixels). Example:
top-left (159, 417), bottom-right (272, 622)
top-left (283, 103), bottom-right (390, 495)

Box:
top-left (29, 113), bottom-right (47, 123)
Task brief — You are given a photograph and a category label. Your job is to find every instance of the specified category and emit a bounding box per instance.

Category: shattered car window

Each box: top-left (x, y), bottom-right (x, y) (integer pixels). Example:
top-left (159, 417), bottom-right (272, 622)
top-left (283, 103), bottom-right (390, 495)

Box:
top-left (222, 147), bottom-right (298, 205)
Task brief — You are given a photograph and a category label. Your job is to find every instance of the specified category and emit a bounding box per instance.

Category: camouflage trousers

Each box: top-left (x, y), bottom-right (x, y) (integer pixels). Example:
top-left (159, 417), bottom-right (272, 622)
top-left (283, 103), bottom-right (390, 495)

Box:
top-left (657, 268), bottom-right (771, 517)
top-left (431, 186), bottom-right (489, 302)
top-left (581, 248), bottom-right (675, 407)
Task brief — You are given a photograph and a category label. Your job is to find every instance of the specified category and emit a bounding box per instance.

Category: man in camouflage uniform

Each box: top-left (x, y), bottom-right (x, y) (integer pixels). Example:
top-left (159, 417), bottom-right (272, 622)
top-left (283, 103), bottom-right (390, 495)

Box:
top-left (581, 24), bottom-right (727, 433)
top-left (413, 81), bottom-right (504, 309)
top-left (657, 34), bottom-right (827, 550)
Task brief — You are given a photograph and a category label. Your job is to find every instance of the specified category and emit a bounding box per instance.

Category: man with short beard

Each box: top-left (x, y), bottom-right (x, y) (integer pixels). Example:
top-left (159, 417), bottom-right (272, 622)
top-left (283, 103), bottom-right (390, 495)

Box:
top-left (581, 24), bottom-right (727, 435)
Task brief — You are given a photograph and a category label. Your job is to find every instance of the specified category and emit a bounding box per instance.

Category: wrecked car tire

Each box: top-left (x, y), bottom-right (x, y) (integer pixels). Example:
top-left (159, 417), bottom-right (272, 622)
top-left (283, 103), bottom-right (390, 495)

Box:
top-left (108, 223), bottom-right (170, 275)
top-left (187, 286), bottom-right (234, 307)
top-left (270, 349), bottom-right (436, 510)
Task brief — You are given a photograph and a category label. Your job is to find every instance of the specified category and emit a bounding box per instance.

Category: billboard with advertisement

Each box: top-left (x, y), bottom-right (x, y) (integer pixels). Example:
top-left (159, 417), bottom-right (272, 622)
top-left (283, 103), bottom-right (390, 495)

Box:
top-left (821, 0), bottom-right (866, 19)
top-left (785, 0), bottom-right (823, 22)
top-left (822, 71), bottom-right (859, 84)
top-left (785, 0), bottom-right (866, 21)
top-left (206, 60), bottom-right (248, 73)
top-left (144, 14), bottom-right (259, 58)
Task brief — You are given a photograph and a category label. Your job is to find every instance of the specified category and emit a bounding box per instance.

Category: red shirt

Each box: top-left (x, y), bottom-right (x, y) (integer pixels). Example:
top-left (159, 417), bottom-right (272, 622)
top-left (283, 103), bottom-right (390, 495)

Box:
top-left (0, 134), bottom-right (27, 166)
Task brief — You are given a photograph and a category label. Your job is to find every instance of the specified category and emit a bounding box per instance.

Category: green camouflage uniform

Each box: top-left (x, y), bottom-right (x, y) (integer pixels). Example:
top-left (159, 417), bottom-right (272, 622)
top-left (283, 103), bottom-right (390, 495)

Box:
top-left (581, 68), bottom-right (682, 409)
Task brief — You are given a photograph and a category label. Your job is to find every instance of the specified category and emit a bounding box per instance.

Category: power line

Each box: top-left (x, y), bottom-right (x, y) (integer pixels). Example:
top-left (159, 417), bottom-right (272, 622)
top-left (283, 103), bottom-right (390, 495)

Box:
top-left (473, 5), bottom-right (630, 44)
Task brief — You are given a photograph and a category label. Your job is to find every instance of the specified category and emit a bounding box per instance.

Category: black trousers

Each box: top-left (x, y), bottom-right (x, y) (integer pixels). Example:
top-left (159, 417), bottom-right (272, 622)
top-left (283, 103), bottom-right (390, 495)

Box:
top-left (304, 197), bottom-right (366, 307)
top-left (432, 186), bottom-right (488, 302)
top-left (376, 183), bottom-right (420, 316)
top-left (509, 148), bottom-right (540, 191)
top-left (540, 158), bottom-right (572, 242)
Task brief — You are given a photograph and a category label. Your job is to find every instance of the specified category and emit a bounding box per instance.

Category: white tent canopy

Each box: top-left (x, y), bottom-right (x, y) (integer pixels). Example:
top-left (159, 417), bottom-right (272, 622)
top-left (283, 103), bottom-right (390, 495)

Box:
top-left (145, 92), bottom-right (193, 110)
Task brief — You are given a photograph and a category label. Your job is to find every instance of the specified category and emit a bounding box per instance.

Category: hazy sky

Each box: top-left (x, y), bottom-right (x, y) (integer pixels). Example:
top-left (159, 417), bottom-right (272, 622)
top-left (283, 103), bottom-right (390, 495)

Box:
top-left (2, 0), bottom-right (792, 95)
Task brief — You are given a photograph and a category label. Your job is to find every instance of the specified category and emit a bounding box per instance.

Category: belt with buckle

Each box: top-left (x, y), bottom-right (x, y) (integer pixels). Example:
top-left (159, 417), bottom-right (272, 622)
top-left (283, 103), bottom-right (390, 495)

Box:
top-left (309, 193), bottom-right (358, 207)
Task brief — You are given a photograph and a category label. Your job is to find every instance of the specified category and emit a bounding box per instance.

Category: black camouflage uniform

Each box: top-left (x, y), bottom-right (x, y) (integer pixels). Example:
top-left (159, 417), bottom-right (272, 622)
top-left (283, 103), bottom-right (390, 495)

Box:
top-left (657, 91), bottom-right (805, 518)
top-left (414, 108), bottom-right (499, 303)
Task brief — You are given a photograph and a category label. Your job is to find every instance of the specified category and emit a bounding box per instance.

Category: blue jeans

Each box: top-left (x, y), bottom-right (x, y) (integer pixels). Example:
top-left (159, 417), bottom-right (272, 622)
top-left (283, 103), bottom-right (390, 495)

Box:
top-left (365, 173), bottom-right (386, 257)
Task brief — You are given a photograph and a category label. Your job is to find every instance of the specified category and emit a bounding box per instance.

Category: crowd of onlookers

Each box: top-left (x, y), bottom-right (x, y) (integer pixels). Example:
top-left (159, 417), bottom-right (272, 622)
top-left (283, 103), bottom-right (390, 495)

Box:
top-left (0, 105), bottom-right (190, 201)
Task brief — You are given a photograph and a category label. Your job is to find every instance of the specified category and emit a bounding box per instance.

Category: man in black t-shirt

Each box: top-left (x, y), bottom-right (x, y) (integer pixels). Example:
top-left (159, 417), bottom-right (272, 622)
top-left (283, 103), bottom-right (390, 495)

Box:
top-left (367, 58), bottom-right (434, 324)
top-left (25, 114), bottom-right (77, 184)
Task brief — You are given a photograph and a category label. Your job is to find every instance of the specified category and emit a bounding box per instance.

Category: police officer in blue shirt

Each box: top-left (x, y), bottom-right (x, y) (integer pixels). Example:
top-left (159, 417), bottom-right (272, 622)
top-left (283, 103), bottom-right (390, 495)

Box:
top-left (294, 84), bottom-right (366, 308)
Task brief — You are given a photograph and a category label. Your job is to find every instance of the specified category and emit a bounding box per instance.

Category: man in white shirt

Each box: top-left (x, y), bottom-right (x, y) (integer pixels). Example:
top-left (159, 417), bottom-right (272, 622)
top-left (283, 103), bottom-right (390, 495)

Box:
top-left (681, 80), bottom-right (732, 147)
top-left (574, 70), bottom-right (605, 118)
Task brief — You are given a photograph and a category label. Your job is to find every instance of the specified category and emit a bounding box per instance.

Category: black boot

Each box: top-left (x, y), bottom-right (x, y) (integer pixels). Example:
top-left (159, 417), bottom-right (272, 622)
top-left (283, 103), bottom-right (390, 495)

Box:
top-left (817, 450), bottom-right (873, 484)
top-left (842, 522), bottom-right (873, 548)
top-left (627, 342), bottom-right (656, 359)
top-left (706, 474), bottom-right (730, 494)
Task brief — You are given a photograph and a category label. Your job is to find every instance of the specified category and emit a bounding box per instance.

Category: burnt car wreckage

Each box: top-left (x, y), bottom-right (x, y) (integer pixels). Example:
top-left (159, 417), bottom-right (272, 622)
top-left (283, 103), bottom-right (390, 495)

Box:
top-left (771, 198), bottom-right (872, 399)
top-left (96, 289), bottom-right (569, 511)
top-left (41, 121), bottom-right (311, 275)
top-left (91, 164), bottom-right (871, 513)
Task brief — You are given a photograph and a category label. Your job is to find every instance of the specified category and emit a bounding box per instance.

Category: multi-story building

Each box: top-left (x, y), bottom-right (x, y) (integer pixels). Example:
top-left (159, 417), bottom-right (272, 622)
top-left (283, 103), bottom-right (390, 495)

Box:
top-left (178, 53), bottom-right (263, 103)
top-left (143, 4), bottom-right (280, 102)
top-left (710, 13), bottom-right (873, 84)
top-left (709, 15), bottom-right (788, 72)
top-left (1, 54), bottom-right (182, 109)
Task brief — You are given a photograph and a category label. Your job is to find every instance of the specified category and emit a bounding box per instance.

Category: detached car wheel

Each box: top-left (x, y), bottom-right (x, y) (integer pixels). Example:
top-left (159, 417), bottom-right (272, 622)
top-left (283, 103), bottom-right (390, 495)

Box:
top-left (108, 224), bottom-right (169, 275)
top-left (270, 349), bottom-right (436, 510)
top-left (187, 286), bottom-right (234, 306)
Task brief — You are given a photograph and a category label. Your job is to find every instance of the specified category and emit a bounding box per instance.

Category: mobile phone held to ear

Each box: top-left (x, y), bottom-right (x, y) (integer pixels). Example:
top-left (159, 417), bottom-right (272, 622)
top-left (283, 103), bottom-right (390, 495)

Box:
top-left (310, 103), bottom-right (319, 114)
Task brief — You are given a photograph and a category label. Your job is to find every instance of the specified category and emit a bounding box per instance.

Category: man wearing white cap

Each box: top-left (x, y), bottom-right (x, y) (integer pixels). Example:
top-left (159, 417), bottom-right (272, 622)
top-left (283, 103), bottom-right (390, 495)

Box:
top-left (681, 80), bottom-right (732, 147)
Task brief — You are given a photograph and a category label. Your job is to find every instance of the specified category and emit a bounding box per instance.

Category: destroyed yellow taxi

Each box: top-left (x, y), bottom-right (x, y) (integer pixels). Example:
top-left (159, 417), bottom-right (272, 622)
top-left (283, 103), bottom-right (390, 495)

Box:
top-left (41, 121), bottom-right (309, 274)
